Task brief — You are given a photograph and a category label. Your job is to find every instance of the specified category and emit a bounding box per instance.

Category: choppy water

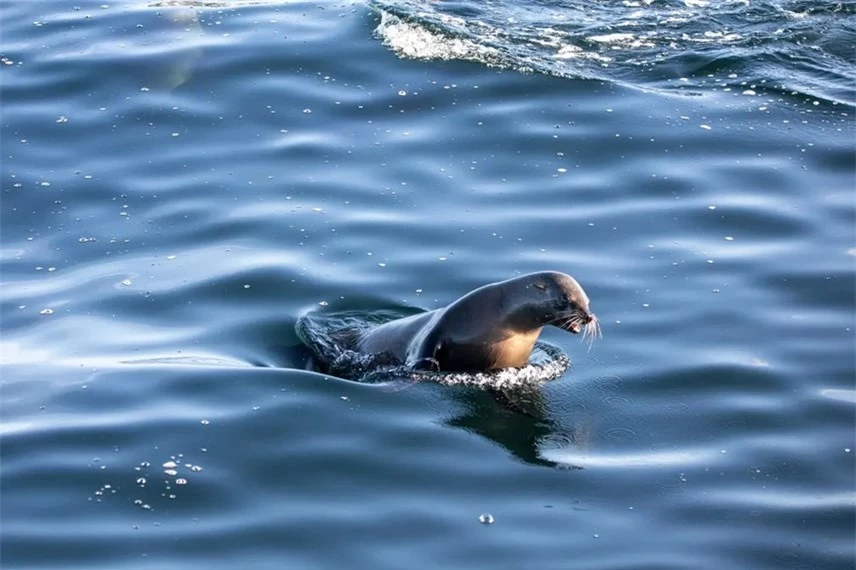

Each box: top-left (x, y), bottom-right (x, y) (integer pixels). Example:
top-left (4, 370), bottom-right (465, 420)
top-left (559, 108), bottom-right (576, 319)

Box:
top-left (1, 0), bottom-right (854, 568)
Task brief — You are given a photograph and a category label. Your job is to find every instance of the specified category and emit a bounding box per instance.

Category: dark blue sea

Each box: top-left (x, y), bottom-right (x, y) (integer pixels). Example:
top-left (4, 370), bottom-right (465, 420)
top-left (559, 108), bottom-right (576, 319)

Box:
top-left (1, 0), bottom-right (854, 568)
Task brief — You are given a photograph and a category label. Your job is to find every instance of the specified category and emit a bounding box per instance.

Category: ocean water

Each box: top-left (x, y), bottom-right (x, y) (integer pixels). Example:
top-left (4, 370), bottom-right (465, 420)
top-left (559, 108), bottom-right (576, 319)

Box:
top-left (1, 0), bottom-right (854, 568)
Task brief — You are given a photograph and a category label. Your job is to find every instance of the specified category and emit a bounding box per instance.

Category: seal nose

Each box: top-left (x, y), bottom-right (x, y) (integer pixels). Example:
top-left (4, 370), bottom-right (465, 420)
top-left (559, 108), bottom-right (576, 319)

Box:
top-left (583, 311), bottom-right (594, 324)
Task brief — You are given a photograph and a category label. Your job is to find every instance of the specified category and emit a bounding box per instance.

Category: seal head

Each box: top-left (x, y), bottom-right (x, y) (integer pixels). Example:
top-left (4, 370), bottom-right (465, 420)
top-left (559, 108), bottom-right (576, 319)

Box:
top-left (418, 271), bottom-right (598, 371)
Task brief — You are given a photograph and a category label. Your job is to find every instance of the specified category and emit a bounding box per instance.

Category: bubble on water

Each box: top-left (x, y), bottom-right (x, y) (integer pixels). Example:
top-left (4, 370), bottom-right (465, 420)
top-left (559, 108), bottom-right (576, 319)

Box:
top-left (190, 465), bottom-right (202, 472)
top-left (78, 236), bottom-right (95, 243)
top-left (700, 124), bottom-right (711, 130)
top-left (166, 255), bottom-right (177, 260)
top-left (122, 279), bottom-right (132, 286)
top-left (318, 301), bottom-right (329, 306)
top-left (56, 116), bottom-right (68, 123)
top-left (162, 461), bottom-right (177, 469)
top-left (478, 513), bottom-right (494, 525)
top-left (398, 90), bottom-right (407, 96)
top-left (137, 477), bottom-right (146, 485)
top-left (175, 478), bottom-right (188, 486)
top-left (724, 236), bottom-right (734, 241)
top-left (200, 419), bottom-right (210, 425)
top-left (40, 308), bottom-right (54, 315)
top-left (164, 469), bottom-right (178, 476)
top-left (303, 108), bottom-right (312, 114)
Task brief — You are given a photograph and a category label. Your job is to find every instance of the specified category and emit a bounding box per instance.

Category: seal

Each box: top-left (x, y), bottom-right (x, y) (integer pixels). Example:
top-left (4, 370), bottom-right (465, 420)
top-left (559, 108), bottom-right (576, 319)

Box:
top-left (350, 271), bottom-right (599, 372)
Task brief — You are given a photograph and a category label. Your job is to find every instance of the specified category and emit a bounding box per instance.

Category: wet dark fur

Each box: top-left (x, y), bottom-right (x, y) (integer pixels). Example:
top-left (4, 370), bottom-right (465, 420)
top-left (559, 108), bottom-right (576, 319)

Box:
top-left (353, 271), bottom-right (599, 373)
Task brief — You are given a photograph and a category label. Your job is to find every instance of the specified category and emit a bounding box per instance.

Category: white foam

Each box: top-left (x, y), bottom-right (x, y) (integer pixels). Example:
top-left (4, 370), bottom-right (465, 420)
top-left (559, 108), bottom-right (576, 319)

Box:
top-left (375, 12), bottom-right (499, 63)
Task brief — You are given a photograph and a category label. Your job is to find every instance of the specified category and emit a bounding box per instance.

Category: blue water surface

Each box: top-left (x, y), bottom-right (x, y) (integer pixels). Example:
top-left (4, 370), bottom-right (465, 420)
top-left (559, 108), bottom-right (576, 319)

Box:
top-left (1, 0), bottom-right (854, 568)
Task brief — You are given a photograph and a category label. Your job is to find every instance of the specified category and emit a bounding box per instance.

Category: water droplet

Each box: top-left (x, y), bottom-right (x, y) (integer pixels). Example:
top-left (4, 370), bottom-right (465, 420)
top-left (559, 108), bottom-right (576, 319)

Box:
top-left (40, 308), bottom-right (54, 315)
top-left (478, 513), bottom-right (494, 525)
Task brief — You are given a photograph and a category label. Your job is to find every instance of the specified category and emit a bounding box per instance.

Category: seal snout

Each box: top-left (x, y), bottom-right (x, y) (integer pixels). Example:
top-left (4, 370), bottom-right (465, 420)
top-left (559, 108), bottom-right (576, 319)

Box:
top-left (567, 310), bottom-right (593, 334)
